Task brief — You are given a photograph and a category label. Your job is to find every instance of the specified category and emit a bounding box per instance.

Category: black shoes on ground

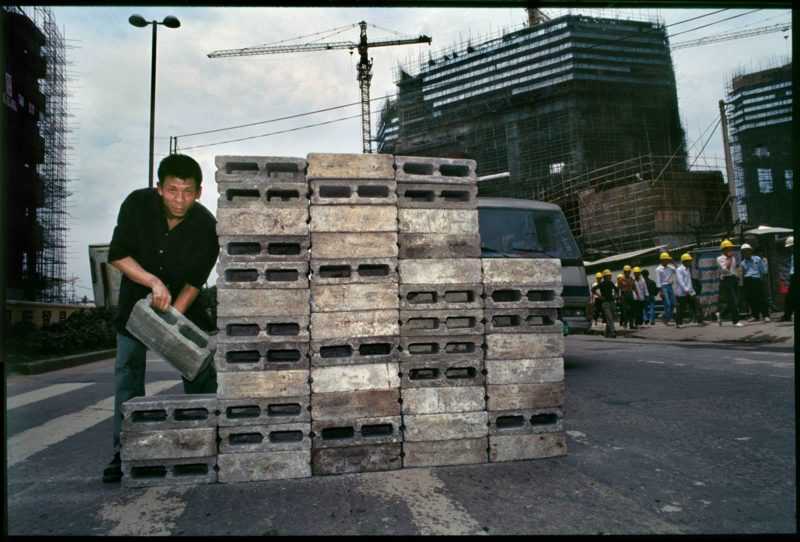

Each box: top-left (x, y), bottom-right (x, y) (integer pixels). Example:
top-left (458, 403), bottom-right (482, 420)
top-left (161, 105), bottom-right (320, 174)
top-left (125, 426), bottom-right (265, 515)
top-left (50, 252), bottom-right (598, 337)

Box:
top-left (103, 452), bottom-right (122, 483)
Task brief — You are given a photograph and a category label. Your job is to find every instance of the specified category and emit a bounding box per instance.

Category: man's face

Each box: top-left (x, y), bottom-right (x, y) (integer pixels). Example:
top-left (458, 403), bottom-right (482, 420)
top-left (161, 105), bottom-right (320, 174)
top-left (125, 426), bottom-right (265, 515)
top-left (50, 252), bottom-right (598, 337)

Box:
top-left (157, 175), bottom-right (201, 220)
top-left (634, 272), bottom-right (640, 279)
top-left (743, 249), bottom-right (752, 259)
top-left (723, 247), bottom-right (732, 257)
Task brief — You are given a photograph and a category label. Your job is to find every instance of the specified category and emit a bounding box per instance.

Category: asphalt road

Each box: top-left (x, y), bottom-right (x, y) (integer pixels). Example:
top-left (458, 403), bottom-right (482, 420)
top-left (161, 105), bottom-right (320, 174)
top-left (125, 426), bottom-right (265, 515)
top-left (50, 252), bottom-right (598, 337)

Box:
top-left (5, 336), bottom-right (796, 536)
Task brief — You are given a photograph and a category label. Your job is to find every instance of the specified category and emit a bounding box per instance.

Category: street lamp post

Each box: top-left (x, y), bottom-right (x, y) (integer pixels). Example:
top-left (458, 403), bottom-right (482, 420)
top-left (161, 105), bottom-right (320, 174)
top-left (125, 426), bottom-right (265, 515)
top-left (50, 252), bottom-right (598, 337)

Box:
top-left (129, 14), bottom-right (180, 188)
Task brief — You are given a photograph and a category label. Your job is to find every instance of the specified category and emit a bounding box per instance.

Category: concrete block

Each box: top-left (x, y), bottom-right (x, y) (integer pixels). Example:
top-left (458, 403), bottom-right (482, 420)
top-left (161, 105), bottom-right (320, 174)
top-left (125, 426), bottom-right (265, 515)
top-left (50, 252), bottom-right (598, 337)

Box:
top-left (219, 235), bottom-right (310, 263)
top-left (214, 341), bottom-right (309, 372)
top-left (398, 233), bottom-right (480, 259)
top-left (311, 389), bottom-right (401, 421)
top-left (310, 310), bottom-right (399, 340)
top-left (488, 407), bottom-right (563, 436)
top-left (401, 386), bottom-right (486, 415)
top-left (310, 258), bottom-right (398, 285)
top-left (399, 284), bottom-right (483, 310)
top-left (217, 315), bottom-right (310, 344)
top-left (402, 438), bottom-right (487, 468)
top-left (481, 258), bottom-right (562, 285)
top-left (400, 358), bottom-right (485, 388)
top-left (126, 297), bottom-right (213, 382)
top-left (311, 336), bottom-right (399, 366)
top-left (218, 396), bottom-right (311, 427)
top-left (120, 427), bottom-right (217, 461)
top-left (485, 382), bottom-right (565, 411)
top-left (217, 288), bottom-right (310, 318)
top-left (310, 179), bottom-right (397, 205)
top-left (484, 332), bottom-right (564, 360)
top-left (310, 362), bottom-right (400, 393)
top-left (485, 357), bottom-right (564, 385)
top-left (311, 232), bottom-right (398, 259)
top-left (483, 285), bottom-right (564, 310)
top-left (403, 411), bottom-right (488, 442)
top-left (122, 456), bottom-right (217, 488)
top-left (399, 309), bottom-right (484, 337)
top-left (306, 152), bottom-right (394, 180)
top-left (121, 394), bottom-right (217, 432)
top-left (398, 335), bottom-right (484, 363)
top-left (216, 370), bottom-right (310, 399)
top-left (484, 308), bottom-right (562, 334)
top-left (310, 205), bottom-right (397, 233)
top-left (396, 182), bottom-right (477, 209)
top-left (216, 155), bottom-right (307, 183)
top-left (398, 209), bottom-right (478, 235)
top-left (216, 260), bottom-right (309, 289)
top-left (218, 423), bottom-right (311, 453)
top-left (217, 450), bottom-right (311, 482)
top-left (217, 181), bottom-right (309, 208)
top-left (394, 155), bottom-right (477, 184)
top-left (216, 207), bottom-right (310, 236)
top-left (311, 443), bottom-right (402, 475)
top-left (311, 283), bottom-right (399, 312)
top-left (399, 259), bottom-right (482, 285)
top-left (488, 432), bottom-right (567, 462)
top-left (312, 415), bottom-right (402, 448)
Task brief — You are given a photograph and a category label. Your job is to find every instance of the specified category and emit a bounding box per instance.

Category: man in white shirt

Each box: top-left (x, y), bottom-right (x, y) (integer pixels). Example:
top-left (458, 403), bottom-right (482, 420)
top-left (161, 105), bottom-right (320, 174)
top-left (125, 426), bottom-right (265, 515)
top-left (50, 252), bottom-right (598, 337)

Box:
top-left (716, 239), bottom-right (743, 326)
top-left (655, 252), bottom-right (677, 326)
top-left (632, 266), bottom-right (648, 328)
top-left (675, 253), bottom-right (707, 328)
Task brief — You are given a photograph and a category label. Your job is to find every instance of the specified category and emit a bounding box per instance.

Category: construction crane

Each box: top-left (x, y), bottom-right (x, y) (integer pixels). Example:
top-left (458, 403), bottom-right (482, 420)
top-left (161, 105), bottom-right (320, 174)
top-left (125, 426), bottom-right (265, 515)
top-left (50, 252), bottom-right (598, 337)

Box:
top-left (208, 21), bottom-right (431, 154)
top-left (671, 23), bottom-right (790, 50)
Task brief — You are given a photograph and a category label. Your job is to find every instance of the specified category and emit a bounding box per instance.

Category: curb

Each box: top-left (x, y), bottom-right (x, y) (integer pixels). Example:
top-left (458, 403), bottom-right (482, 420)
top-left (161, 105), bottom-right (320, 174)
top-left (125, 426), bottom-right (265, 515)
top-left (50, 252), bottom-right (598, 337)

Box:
top-left (8, 349), bottom-right (117, 375)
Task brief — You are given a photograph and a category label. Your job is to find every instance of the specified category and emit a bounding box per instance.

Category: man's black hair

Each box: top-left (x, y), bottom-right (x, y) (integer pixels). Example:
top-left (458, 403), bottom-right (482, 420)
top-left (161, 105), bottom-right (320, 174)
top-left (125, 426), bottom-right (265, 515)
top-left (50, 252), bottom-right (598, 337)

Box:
top-left (157, 154), bottom-right (203, 187)
top-left (641, 269), bottom-right (649, 277)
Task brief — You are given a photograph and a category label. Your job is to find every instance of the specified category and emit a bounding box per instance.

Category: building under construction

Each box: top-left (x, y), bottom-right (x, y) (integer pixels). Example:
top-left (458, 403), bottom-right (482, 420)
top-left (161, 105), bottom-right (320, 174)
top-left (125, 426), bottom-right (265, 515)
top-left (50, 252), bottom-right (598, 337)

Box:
top-left (376, 10), bottom-right (731, 259)
top-left (2, 6), bottom-right (71, 303)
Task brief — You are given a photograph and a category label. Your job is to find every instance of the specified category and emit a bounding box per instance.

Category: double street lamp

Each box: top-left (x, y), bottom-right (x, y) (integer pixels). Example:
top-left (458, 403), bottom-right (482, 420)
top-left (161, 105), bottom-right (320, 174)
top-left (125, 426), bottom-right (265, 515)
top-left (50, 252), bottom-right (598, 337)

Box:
top-left (128, 14), bottom-right (180, 188)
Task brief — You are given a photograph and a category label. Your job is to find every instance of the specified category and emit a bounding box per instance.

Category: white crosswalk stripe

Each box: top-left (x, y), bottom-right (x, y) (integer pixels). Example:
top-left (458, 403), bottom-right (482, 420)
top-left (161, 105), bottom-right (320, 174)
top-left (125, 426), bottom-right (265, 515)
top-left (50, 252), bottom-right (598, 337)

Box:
top-left (8, 383), bottom-right (94, 410)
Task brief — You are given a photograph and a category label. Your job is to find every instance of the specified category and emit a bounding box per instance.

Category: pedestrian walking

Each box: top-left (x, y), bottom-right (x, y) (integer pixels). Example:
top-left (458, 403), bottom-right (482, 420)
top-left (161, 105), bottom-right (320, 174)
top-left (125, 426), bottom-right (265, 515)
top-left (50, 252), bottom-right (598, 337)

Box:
top-left (716, 239), bottom-right (743, 327)
top-left (617, 265), bottom-right (637, 329)
top-left (592, 269), bottom-right (619, 338)
top-left (675, 253), bottom-right (707, 328)
top-left (740, 243), bottom-right (770, 321)
top-left (632, 266), bottom-right (647, 327)
top-left (641, 269), bottom-right (658, 325)
top-left (591, 271), bottom-right (604, 326)
top-left (778, 236), bottom-right (795, 322)
top-left (655, 252), bottom-right (677, 326)
top-left (616, 273), bottom-right (626, 327)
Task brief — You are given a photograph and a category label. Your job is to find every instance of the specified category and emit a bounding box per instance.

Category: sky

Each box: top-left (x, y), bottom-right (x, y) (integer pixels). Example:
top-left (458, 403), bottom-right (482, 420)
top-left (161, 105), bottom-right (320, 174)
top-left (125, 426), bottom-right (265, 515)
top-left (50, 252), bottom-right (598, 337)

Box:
top-left (39, 5), bottom-right (792, 303)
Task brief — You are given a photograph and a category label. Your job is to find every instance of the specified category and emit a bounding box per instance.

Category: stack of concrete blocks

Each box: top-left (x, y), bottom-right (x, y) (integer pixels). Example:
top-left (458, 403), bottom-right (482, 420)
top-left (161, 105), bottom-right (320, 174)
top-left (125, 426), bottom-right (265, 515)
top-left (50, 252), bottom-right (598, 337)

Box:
top-left (214, 156), bottom-right (313, 482)
top-left (306, 153), bottom-right (403, 475)
top-left (120, 394), bottom-right (218, 487)
top-left (394, 155), bottom-right (490, 467)
top-left (482, 258), bottom-right (568, 462)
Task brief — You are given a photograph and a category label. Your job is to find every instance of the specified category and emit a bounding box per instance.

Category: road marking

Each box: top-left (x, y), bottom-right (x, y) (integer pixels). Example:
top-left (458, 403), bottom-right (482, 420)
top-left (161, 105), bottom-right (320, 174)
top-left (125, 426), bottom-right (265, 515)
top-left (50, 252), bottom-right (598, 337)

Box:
top-left (7, 383), bottom-right (94, 410)
top-left (642, 360), bottom-right (665, 365)
top-left (360, 468), bottom-right (485, 535)
top-left (97, 486), bottom-right (189, 536)
top-left (7, 380), bottom-right (180, 467)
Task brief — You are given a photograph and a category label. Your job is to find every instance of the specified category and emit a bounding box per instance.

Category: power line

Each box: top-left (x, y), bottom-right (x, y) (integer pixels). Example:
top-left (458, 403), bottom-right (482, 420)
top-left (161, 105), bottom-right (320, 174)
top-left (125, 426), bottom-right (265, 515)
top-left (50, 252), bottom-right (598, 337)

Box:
top-left (668, 9), bottom-right (763, 40)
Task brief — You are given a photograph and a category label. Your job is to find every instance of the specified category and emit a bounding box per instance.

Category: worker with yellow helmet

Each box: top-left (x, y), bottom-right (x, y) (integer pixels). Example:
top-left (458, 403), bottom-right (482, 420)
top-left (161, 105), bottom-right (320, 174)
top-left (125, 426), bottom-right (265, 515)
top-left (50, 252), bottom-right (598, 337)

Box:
top-left (631, 266), bottom-right (648, 328)
top-left (675, 253), bottom-right (707, 328)
top-left (617, 264), bottom-right (637, 329)
top-left (717, 239), bottom-right (743, 326)
top-left (591, 269), bottom-right (619, 338)
top-left (655, 251), bottom-right (678, 325)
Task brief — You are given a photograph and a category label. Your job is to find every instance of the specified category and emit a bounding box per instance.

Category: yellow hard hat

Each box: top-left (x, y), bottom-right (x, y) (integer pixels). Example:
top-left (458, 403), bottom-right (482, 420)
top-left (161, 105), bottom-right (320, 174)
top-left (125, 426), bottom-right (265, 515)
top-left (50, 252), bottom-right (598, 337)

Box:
top-left (633, 266), bottom-right (641, 273)
top-left (680, 253), bottom-right (693, 262)
top-left (623, 265), bottom-right (632, 272)
top-left (720, 239), bottom-right (734, 249)
top-left (660, 252), bottom-right (671, 260)
top-left (595, 272), bottom-right (603, 278)
top-left (602, 269), bottom-right (612, 276)
top-left (616, 273), bottom-right (623, 279)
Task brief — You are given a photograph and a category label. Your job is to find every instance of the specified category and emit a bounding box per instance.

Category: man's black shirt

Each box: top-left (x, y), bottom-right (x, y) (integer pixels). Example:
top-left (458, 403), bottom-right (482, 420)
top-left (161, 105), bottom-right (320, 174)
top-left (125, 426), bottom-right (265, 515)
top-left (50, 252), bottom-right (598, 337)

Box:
top-left (591, 280), bottom-right (618, 302)
top-left (108, 188), bottom-right (219, 336)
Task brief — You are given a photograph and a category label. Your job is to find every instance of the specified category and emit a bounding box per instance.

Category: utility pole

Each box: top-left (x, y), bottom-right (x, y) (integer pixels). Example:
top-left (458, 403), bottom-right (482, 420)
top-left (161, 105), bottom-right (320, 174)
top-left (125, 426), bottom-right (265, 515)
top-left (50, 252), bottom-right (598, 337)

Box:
top-left (718, 99), bottom-right (740, 232)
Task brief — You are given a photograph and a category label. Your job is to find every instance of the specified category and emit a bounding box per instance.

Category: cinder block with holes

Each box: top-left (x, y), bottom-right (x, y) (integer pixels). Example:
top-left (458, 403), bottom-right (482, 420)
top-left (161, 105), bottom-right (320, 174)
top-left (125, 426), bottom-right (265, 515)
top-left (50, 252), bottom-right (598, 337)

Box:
top-left (488, 432), bottom-right (567, 462)
top-left (398, 335), bottom-right (484, 363)
top-left (310, 258), bottom-right (398, 285)
top-left (311, 442), bottom-right (402, 475)
top-left (310, 179), bottom-right (397, 205)
top-left (217, 288), bottom-right (310, 318)
top-left (120, 427), bottom-right (217, 461)
top-left (310, 205), bottom-right (397, 233)
top-left (310, 310), bottom-right (399, 341)
top-left (216, 207), bottom-right (310, 237)
top-left (217, 181), bottom-right (309, 209)
top-left (121, 456), bottom-right (217, 488)
top-left (399, 309), bottom-right (484, 337)
top-left (485, 382), bottom-right (565, 411)
top-left (310, 336), bottom-right (399, 366)
top-left (483, 308), bottom-right (562, 334)
top-left (398, 233), bottom-right (481, 259)
top-left (311, 415), bottom-right (402, 448)
top-left (216, 260), bottom-right (309, 289)
top-left (399, 259), bottom-right (482, 285)
top-left (217, 315), bottom-right (310, 344)
top-left (216, 155), bottom-right (307, 183)
top-left (310, 362), bottom-right (400, 394)
top-left (396, 182), bottom-right (477, 209)
top-left (217, 396), bottom-right (311, 427)
top-left (394, 155), bottom-right (476, 184)
top-left (484, 357), bottom-right (565, 385)
top-left (214, 341), bottom-right (309, 372)
top-left (398, 209), bottom-right (479, 235)
top-left (219, 235), bottom-right (310, 263)
top-left (399, 283), bottom-right (484, 311)
top-left (482, 285), bottom-right (564, 310)
top-left (310, 232), bottom-right (398, 259)
top-left (121, 394), bottom-right (217, 432)
top-left (400, 386), bottom-right (486, 415)
top-left (217, 450), bottom-right (311, 482)
top-left (402, 411), bottom-right (489, 442)
top-left (481, 258), bottom-right (562, 286)
top-left (218, 423), bottom-right (311, 453)
top-left (311, 389), bottom-right (401, 421)
top-left (402, 438), bottom-right (488, 468)
top-left (306, 152), bottom-right (394, 180)
top-left (488, 408), bottom-right (564, 436)
top-left (400, 358), bottom-right (485, 388)
top-left (484, 332), bottom-right (564, 360)
top-left (311, 282), bottom-right (399, 312)
top-left (216, 370), bottom-right (310, 399)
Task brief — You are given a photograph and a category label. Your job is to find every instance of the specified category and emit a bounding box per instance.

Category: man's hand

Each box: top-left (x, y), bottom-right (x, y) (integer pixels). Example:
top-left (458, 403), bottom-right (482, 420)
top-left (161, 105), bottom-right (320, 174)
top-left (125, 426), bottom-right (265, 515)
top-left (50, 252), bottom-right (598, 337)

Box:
top-left (150, 279), bottom-right (172, 312)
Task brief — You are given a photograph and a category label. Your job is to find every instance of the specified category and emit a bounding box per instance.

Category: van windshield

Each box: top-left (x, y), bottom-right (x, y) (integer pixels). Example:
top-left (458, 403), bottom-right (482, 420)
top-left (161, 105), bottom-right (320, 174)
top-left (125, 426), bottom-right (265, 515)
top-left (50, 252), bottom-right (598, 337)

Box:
top-left (478, 207), bottom-right (582, 264)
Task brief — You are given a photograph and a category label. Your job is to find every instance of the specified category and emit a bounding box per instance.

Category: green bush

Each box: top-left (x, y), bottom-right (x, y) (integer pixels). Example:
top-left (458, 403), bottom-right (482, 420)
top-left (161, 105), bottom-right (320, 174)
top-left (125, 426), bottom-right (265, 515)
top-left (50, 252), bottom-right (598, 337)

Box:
top-left (6, 308), bottom-right (116, 361)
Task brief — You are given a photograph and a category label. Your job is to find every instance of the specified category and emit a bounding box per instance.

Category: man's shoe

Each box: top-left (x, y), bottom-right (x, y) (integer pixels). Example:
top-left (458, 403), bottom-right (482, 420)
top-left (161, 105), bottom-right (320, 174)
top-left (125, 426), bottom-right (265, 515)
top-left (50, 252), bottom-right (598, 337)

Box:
top-left (733, 322), bottom-right (744, 327)
top-left (763, 316), bottom-right (771, 322)
top-left (746, 317), bottom-right (756, 322)
top-left (103, 452), bottom-right (122, 483)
